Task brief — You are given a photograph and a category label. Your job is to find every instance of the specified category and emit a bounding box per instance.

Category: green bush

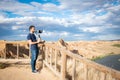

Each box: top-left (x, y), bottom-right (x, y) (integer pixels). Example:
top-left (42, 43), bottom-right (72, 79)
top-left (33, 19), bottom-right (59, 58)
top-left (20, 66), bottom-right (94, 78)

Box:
top-left (91, 56), bottom-right (105, 61)
top-left (0, 63), bottom-right (10, 69)
top-left (91, 53), bottom-right (114, 61)
top-left (112, 44), bottom-right (120, 48)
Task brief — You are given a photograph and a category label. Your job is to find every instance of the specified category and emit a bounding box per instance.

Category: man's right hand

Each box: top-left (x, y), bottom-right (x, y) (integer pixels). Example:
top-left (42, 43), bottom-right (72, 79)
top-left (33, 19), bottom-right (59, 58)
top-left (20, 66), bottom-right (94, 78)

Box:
top-left (37, 38), bottom-right (41, 43)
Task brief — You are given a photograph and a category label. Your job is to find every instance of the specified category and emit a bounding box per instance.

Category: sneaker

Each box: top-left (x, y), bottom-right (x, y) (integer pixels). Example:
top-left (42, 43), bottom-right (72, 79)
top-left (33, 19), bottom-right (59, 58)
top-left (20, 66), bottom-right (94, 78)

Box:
top-left (32, 70), bottom-right (39, 73)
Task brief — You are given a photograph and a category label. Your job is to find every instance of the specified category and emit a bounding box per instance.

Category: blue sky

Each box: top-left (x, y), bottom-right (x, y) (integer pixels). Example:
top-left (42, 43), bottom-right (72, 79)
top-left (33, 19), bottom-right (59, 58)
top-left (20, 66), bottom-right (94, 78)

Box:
top-left (0, 0), bottom-right (120, 41)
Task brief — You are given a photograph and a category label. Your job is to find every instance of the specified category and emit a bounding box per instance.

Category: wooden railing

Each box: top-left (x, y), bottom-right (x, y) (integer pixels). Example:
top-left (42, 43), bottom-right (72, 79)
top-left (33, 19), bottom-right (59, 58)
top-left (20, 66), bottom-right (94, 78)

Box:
top-left (0, 41), bottom-right (44, 59)
top-left (1, 41), bottom-right (120, 80)
top-left (43, 43), bottom-right (120, 80)
top-left (0, 41), bottom-right (6, 58)
top-left (0, 41), bottom-right (30, 59)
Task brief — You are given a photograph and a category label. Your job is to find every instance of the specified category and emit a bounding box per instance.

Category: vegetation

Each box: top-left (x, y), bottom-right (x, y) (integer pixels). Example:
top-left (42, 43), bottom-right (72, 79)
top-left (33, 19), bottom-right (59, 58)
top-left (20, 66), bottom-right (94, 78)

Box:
top-left (112, 44), bottom-right (120, 48)
top-left (91, 52), bottom-right (114, 61)
top-left (0, 63), bottom-right (10, 69)
top-left (91, 56), bottom-right (105, 61)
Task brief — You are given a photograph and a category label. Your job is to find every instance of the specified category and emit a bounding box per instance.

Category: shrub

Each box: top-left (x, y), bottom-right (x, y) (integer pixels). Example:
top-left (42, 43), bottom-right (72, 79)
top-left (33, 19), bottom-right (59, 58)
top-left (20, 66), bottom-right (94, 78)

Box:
top-left (112, 44), bottom-right (120, 48)
top-left (0, 63), bottom-right (10, 69)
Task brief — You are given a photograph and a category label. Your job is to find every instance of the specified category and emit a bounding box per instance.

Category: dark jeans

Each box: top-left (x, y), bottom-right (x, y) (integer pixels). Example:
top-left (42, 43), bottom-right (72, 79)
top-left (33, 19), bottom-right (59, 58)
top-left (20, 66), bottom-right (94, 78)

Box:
top-left (31, 49), bottom-right (39, 72)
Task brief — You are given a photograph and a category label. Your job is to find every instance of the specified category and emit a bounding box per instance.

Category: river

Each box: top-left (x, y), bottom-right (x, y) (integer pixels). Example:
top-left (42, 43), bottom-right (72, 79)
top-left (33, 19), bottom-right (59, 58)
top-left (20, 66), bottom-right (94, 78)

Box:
top-left (95, 54), bottom-right (120, 71)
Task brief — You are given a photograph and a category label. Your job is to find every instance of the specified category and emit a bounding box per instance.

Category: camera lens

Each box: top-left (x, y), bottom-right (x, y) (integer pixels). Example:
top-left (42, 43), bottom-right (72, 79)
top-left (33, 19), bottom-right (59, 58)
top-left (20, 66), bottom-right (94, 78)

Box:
top-left (38, 30), bottom-right (42, 33)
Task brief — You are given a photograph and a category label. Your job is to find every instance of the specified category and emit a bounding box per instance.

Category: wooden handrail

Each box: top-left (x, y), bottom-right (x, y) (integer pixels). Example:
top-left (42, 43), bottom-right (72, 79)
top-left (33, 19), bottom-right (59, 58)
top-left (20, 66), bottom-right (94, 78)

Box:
top-left (1, 41), bottom-right (120, 80)
top-left (43, 43), bottom-right (120, 80)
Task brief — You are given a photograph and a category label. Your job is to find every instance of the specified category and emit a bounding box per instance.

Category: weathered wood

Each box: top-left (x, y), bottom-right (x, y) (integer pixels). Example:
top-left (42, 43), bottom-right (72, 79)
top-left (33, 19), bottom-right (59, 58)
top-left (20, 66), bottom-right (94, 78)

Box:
top-left (72, 59), bottom-right (76, 80)
top-left (55, 49), bottom-right (57, 71)
top-left (50, 48), bottom-right (52, 67)
top-left (63, 50), bottom-right (120, 79)
top-left (44, 43), bottom-right (120, 80)
top-left (17, 43), bottom-right (19, 59)
top-left (99, 72), bottom-right (106, 80)
top-left (46, 47), bottom-right (48, 62)
top-left (0, 41), bottom-right (6, 59)
top-left (29, 44), bottom-right (31, 59)
top-left (43, 60), bottom-right (61, 78)
top-left (4, 42), bottom-right (6, 59)
top-left (4, 47), bottom-right (6, 59)
top-left (2, 42), bottom-right (120, 80)
top-left (61, 52), bottom-right (67, 80)
top-left (84, 64), bottom-right (88, 80)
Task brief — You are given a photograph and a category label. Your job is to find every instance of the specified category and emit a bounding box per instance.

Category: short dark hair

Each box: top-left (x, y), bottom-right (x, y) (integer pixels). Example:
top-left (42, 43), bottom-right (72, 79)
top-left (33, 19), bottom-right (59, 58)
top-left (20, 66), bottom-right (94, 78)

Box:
top-left (29, 25), bottom-right (35, 31)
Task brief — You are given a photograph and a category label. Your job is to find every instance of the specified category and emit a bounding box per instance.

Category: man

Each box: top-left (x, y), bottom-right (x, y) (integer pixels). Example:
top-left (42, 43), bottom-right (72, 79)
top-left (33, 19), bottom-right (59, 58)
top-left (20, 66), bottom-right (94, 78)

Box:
top-left (27, 25), bottom-right (40, 73)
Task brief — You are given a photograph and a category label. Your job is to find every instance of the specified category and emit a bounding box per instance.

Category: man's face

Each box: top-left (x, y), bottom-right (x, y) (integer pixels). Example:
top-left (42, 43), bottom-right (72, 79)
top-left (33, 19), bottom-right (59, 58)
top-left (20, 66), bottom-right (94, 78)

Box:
top-left (31, 27), bottom-right (35, 33)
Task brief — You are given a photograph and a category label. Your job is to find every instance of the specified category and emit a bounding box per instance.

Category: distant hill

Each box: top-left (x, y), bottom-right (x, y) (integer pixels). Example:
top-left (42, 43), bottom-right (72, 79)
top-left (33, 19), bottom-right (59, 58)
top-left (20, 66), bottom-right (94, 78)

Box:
top-left (109, 39), bottom-right (120, 41)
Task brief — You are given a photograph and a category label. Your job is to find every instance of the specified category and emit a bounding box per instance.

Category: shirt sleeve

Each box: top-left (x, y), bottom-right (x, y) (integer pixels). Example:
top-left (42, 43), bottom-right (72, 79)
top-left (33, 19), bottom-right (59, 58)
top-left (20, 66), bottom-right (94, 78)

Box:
top-left (27, 34), bottom-right (31, 40)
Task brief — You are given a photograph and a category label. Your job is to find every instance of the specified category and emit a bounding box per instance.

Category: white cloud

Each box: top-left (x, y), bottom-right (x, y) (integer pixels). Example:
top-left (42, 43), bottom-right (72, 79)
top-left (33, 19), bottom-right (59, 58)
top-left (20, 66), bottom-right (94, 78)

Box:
top-left (41, 30), bottom-right (86, 41)
top-left (41, 30), bottom-right (69, 37)
top-left (0, 0), bottom-right (120, 41)
top-left (107, 5), bottom-right (120, 12)
top-left (80, 27), bottom-right (104, 33)
top-left (92, 34), bottom-right (120, 40)
top-left (30, 2), bottom-right (42, 8)
top-left (43, 3), bottom-right (60, 11)
top-left (12, 26), bottom-right (21, 30)
top-left (0, 0), bottom-right (35, 12)
top-left (19, 34), bottom-right (27, 37)
top-left (59, 0), bottom-right (107, 12)
top-left (37, 16), bottom-right (72, 27)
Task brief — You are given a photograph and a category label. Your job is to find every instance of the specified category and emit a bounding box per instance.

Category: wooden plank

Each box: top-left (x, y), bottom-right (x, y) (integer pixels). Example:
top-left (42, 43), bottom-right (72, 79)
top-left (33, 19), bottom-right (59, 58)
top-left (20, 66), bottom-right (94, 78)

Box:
top-left (55, 49), bottom-right (57, 71)
top-left (29, 44), bottom-right (31, 59)
top-left (4, 48), bottom-right (6, 59)
top-left (44, 43), bottom-right (120, 80)
top-left (72, 59), bottom-right (76, 80)
top-left (84, 64), bottom-right (88, 80)
top-left (50, 48), bottom-right (52, 67)
top-left (43, 60), bottom-right (61, 78)
top-left (0, 41), bottom-right (6, 59)
top-left (4, 42), bottom-right (6, 59)
top-left (99, 72), bottom-right (106, 80)
top-left (61, 52), bottom-right (67, 80)
top-left (17, 43), bottom-right (19, 59)
top-left (0, 59), bottom-right (30, 63)
top-left (63, 50), bottom-right (120, 79)
top-left (46, 47), bottom-right (48, 62)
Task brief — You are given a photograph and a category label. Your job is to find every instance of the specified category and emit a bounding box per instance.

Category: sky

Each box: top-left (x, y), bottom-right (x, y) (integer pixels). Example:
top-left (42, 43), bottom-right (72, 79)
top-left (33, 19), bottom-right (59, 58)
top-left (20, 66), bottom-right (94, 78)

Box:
top-left (0, 0), bottom-right (120, 41)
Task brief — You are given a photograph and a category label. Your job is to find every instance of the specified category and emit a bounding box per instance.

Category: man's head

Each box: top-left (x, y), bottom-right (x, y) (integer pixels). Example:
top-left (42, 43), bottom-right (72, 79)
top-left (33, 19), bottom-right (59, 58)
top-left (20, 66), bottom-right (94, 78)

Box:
top-left (29, 25), bottom-right (35, 33)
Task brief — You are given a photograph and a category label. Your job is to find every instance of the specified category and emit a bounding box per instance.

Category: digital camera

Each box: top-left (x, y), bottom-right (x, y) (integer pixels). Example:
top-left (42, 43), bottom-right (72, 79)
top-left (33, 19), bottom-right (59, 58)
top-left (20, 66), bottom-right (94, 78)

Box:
top-left (35, 30), bottom-right (43, 33)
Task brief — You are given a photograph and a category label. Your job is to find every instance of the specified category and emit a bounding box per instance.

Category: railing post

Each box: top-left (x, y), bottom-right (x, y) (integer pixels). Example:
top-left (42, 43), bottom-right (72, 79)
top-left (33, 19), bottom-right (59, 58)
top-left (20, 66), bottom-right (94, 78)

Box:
top-left (61, 52), bottom-right (67, 80)
top-left (84, 64), bottom-right (88, 80)
top-left (46, 47), bottom-right (48, 62)
top-left (29, 44), bottom-right (31, 59)
top-left (17, 43), bottom-right (19, 59)
top-left (50, 48), bottom-right (52, 66)
top-left (4, 41), bottom-right (6, 59)
top-left (72, 59), bottom-right (76, 80)
top-left (55, 49), bottom-right (57, 71)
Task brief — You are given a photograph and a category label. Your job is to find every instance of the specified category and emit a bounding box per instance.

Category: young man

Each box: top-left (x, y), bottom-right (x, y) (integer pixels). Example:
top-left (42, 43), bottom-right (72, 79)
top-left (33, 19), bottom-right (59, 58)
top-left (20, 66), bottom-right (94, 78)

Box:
top-left (27, 25), bottom-right (40, 73)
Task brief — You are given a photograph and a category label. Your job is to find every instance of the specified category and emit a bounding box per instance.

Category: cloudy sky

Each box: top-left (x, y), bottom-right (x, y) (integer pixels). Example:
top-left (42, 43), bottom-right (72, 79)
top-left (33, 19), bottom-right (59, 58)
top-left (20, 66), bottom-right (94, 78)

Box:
top-left (0, 0), bottom-right (120, 41)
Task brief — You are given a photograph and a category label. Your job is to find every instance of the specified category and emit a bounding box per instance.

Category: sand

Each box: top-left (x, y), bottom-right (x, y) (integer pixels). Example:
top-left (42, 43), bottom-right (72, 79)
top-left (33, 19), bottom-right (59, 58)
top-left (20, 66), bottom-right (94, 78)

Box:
top-left (0, 66), bottom-right (59, 80)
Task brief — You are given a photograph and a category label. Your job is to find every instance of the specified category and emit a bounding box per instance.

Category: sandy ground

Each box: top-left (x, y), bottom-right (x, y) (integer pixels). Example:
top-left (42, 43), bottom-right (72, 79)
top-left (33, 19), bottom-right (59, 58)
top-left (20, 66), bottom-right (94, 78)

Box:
top-left (0, 61), bottom-right (59, 80)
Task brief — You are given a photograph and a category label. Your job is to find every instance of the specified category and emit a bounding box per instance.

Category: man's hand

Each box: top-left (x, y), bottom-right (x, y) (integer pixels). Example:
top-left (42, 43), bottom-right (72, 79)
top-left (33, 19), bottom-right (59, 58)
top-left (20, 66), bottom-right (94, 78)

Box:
top-left (37, 38), bottom-right (41, 43)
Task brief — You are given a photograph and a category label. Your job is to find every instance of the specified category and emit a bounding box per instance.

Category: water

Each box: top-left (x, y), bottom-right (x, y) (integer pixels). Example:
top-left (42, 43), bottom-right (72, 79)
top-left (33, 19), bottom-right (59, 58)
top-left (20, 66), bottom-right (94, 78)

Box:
top-left (95, 54), bottom-right (120, 71)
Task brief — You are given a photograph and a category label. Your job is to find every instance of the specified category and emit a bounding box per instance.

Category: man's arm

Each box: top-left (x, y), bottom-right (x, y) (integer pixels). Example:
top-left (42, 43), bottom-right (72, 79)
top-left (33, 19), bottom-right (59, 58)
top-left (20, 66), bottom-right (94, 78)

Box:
top-left (28, 39), bottom-right (40, 45)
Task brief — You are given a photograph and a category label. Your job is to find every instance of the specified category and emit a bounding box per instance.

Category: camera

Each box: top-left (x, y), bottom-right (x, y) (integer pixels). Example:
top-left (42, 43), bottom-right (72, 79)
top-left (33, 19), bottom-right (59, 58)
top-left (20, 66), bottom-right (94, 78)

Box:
top-left (35, 29), bottom-right (45, 43)
top-left (35, 30), bottom-right (43, 33)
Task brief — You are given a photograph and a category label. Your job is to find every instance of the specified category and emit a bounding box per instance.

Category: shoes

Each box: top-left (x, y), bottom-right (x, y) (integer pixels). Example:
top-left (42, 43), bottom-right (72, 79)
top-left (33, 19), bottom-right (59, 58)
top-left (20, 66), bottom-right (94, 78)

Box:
top-left (32, 70), bottom-right (39, 73)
